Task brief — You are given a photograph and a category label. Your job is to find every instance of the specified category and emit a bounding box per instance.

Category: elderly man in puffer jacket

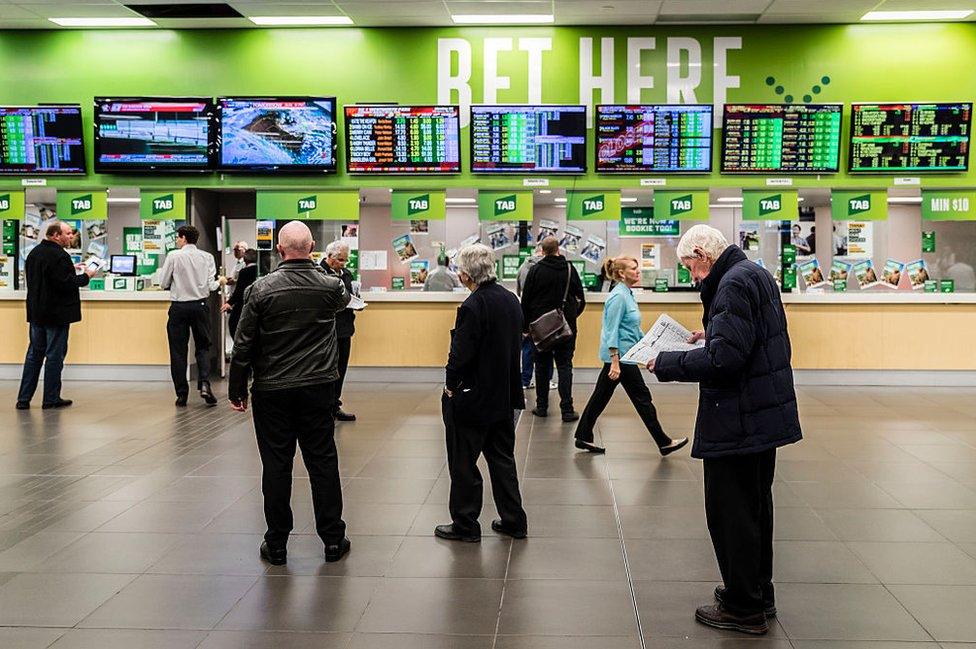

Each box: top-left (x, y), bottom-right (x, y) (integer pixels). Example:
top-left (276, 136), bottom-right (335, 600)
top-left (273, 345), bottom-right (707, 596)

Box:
top-left (649, 224), bottom-right (802, 636)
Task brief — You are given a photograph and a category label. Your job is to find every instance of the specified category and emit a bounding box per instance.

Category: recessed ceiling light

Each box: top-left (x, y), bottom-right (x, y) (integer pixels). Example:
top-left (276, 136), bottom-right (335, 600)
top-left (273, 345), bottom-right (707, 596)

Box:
top-left (620, 197), bottom-right (639, 203)
top-left (861, 10), bottom-right (973, 21)
top-left (538, 189), bottom-right (552, 194)
top-left (106, 197), bottom-right (141, 204)
top-left (887, 196), bottom-right (923, 204)
top-left (445, 197), bottom-right (476, 204)
top-left (249, 16), bottom-right (353, 26)
top-left (717, 197), bottom-right (743, 203)
top-left (554, 198), bottom-right (567, 203)
top-left (49, 17), bottom-right (156, 27)
top-left (451, 14), bottom-right (554, 25)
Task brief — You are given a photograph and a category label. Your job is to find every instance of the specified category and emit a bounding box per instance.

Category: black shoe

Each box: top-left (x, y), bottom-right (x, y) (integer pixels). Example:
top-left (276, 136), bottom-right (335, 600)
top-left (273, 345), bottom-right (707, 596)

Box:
top-left (199, 382), bottom-right (217, 406)
top-left (334, 409), bottom-right (357, 422)
top-left (324, 537), bottom-right (351, 562)
top-left (575, 439), bottom-right (606, 454)
top-left (434, 524), bottom-right (481, 543)
top-left (660, 437), bottom-right (689, 457)
top-left (714, 586), bottom-right (777, 618)
top-left (695, 603), bottom-right (768, 635)
top-left (175, 396), bottom-right (188, 407)
top-left (531, 407), bottom-right (548, 418)
top-left (42, 399), bottom-right (72, 410)
top-left (15, 401), bottom-right (29, 410)
top-left (491, 519), bottom-right (527, 539)
top-left (561, 411), bottom-right (580, 423)
top-left (259, 541), bottom-right (286, 566)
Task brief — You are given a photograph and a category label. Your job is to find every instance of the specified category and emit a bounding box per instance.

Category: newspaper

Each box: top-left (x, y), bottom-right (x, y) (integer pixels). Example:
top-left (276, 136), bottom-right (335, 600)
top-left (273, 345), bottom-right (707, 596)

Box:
top-left (347, 294), bottom-right (367, 311)
top-left (620, 314), bottom-right (704, 365)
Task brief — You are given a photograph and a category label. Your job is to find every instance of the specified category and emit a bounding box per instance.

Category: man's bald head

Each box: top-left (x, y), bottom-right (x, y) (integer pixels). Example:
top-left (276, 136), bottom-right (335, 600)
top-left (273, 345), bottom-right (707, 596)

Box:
top-left (276, 221), bottom-right (315, 261)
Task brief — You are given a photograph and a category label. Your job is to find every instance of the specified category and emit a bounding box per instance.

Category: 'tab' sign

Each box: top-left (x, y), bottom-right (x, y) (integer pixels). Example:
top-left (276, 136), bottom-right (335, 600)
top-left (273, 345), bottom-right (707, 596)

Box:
top-left (759, 194), bottom-right (781, 216)
top-left (495, 195), bottom-right (517, 216)
top-left (152, 194), bottom-right (174, 215)
top-left (848, 194), bottom-right (871, 216)
top-left (582, 195), bottom-right (605, 216)
top-left (71, 194), bottom-right (92, 215)
top-left (298, 196), bottom-right (318, 212)
top-left (408, 194), bottom-right (430, 215)
top-left (0, 194), bottom-right (8, 211)
top-left (670, 194), bottom-right (693, 216)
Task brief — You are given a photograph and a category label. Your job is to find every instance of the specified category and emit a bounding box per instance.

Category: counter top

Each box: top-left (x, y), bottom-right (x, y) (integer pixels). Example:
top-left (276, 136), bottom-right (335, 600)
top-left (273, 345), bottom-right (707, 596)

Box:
top-left (0, 290), bottom-right (172, 302)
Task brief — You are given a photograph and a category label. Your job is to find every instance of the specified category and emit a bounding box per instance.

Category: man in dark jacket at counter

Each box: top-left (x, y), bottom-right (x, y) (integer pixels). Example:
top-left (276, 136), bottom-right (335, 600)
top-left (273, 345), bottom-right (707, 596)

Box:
top-left (16, 222), bottom-right (95, 410)
top-left (520, 236), bottom-right (585, 422)
top-left (649, 225), bottom-right (802, 636)
top-left (229, 220), bottom-right (351, 566)
top-left (221, 248), bottom-right (257, 338)
top-left (436, 243), bottom-right (527, 542)
top-left (320, 240), bottom-right (358, 422)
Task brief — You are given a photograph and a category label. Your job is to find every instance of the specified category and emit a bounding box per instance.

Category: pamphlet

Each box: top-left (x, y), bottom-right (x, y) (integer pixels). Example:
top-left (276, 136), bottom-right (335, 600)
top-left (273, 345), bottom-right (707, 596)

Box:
top-left (827, 259), bottom-right (852, 284)
top-left (559, 225), bottom-right (583, 252)
top-left (640, 242), bottom-right (660, 270)
top-left (797, 258), bottom-right (828, 289)
top-left (459, 234), bottom-right (480, 249)
top-left (620, 314), bottom-right (705, 366)
top-left (538, 219), bottom-right (559, 241)
top-left (410, 259), bottom-right (429, 285)
top-left (579, 235), bottom-right (606, 264)
top-left (844, 221), bottom-right (873, 259)
top-left (486, 223), bottom-right (512, 250)
top-left (739, 222), bottom-right (760, 251)
top-left (347, 294), bottom-right (367, 310)
top-left (851, 259), bottom-right (880, 288)
top-left (410, 220), bottom-right (429, 234)
top-left (392, 233), bottom-right (418, 262)
top-left (904, 259), bottom-right (929, 290)
top-left (84, 256), bottom-right (107, 273)
top-left (881, 259), bottom-right (905, 288)
top-left (360, 250), bottom-right (388, 271)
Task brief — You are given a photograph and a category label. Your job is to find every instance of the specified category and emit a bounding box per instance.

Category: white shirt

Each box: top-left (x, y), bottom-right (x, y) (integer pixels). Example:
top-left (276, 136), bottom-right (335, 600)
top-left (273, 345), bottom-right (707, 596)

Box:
top-left (159, 244), bottom-right (220, 301)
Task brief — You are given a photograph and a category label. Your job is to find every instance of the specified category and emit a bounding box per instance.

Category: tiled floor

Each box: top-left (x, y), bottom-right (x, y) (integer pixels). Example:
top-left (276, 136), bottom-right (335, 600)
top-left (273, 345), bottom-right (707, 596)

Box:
top-left (0, 379), bottom-right (975, 648)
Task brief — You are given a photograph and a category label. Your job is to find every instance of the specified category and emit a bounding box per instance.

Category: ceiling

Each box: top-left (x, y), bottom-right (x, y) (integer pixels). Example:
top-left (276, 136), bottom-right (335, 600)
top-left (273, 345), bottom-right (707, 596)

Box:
top-left (0, 0), bottom-right (974, 29)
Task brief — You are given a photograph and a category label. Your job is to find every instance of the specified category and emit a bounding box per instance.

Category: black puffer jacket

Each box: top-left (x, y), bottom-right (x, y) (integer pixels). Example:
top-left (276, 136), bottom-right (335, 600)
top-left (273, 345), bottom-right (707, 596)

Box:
top-left (229, 259), bottom-right (349, 401)
top-left (654, 245), bottom-right (801, 459)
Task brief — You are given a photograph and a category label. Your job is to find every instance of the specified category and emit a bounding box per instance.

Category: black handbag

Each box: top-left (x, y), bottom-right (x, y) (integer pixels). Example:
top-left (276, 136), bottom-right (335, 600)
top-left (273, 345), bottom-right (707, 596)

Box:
top-left (528, 265), bottom-right (573, 351)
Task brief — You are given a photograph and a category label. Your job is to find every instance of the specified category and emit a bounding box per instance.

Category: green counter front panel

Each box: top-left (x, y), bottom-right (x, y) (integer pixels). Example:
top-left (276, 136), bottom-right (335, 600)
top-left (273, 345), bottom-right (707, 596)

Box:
top-left (2, 24), bottom-right (976, 190)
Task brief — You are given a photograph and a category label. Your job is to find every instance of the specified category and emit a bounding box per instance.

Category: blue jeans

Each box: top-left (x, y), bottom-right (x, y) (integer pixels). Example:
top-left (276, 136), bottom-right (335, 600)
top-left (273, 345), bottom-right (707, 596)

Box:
top-left (520, 337), bottom-right (535, 387)
top-left (17, 323), bottom-right (70, 405)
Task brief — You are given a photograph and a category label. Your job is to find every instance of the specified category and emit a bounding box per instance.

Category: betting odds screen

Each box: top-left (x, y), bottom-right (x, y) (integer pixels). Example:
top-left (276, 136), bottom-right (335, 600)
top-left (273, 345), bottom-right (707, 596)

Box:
top-left (0, 106), bottom-right (85, 174)
top-left (471, 105), bottom-right (587, 173)
top-left (596, 105), bottom-right (712, 173)
top-left (722, 104), bottom-right (842, 174)
top-left (849, 102), bottom-right (972, 172)
top-left (344, 105), bottom-right (460, 173)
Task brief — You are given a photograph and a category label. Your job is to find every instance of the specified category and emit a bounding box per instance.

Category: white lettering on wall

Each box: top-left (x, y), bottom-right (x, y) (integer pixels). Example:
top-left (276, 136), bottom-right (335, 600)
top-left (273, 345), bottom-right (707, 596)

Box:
top-left (666, 37), bottom-right (701, 104)
top-left (713, 37), bottom-right (742, 128)
top-left (437, 38), bottom-right (472, 128)
top-left (483, 37), bottom-right (514, 104)
top-left (626, 37), bottom-right (656, 103)
top-left (579, 37), bottom-right (615, 128)
top-left (518, 37), bottom-right (552, 105)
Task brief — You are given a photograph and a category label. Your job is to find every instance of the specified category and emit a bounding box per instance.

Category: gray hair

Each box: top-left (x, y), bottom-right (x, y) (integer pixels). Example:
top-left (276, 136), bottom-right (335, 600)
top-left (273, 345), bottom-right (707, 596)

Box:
top-left (455, 243), bottom-right (497, 285)
top-left (325, 240), bottom-right (350, 258)
top-left (675, 224), bottom-right (729, 261)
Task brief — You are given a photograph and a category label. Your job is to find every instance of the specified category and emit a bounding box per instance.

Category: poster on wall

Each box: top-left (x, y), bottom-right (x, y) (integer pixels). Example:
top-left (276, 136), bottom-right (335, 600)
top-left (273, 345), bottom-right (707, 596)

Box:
top-left (410, 220), bottom-right (429, 235)
top-left (789, 222), bottom-right (815, 257)
top-left (798, 258), bottom-right (828, 289)
top-left (559, 225), bottom-right (583, 252)
top-left (392, 233), bottom-right (418, 262)
top-left (538, 219), bottom-right (559, 241)
top-left (738, 222), bottom-right (760, 251)
top-left (143, 220), bottom-right (165, 255)
top-left (340, 223), bottom-right (359, 250)
top-left (256, 220), bottom-right (274, 251)
top-left (410, 259), bottom-right (429, 285)
top-left (905, 259), bottom-right (930, 290)
top-left (852, 259), bottom-right (880, 288)
top-left (881, 259), bottom-right (905, 288)
top-left (842, 221), bottom-right (873, 259)
top-left (640, 242), bottom-right (660, 270)
top-left (827, 259), bottom-right (852, 285)
top-left (579, 235), bottom-right (606, 264)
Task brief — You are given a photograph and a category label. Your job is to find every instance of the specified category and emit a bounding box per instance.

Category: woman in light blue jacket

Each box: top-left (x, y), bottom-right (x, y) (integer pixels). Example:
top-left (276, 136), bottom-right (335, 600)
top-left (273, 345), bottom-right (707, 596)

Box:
top-left (574, 255), bottom-right (688, 456)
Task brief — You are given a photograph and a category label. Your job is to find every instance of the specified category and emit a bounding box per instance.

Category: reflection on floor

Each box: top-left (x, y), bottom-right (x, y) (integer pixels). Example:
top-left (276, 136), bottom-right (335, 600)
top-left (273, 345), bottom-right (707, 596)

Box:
top-left (0, 380), bottom-right (975, 648)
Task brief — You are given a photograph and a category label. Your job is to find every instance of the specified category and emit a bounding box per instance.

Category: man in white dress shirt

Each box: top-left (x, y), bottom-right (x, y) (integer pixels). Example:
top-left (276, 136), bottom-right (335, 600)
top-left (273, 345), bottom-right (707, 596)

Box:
top-left (160, 225), bottom-right (225, 407)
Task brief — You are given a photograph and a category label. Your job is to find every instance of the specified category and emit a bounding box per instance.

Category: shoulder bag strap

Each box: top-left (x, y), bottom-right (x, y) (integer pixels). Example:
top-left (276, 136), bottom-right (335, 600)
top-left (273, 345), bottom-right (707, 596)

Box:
top-left (561, 264), bottom-right (572, 308)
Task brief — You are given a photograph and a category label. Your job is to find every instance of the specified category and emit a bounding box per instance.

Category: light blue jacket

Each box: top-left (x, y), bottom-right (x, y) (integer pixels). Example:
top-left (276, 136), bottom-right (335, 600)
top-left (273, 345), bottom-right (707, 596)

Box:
top-left (599, 282), bottom-right (643, 364)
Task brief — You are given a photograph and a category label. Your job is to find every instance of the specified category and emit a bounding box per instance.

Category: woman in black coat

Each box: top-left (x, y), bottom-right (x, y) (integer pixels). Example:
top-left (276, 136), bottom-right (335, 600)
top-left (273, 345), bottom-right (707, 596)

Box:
top-left (648, 224), bottom-right (801, 636)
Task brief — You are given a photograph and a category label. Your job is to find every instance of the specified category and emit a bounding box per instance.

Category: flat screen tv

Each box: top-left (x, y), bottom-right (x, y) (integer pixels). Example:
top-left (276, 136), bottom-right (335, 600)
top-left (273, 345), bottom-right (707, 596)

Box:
top-left (0, 105), bottom-right (85, 174)
top-left (596, 104), bottom-right (712, 173)
top-left (94, 97), bottom-right (216, 172)
top-left (849, 102), bottom-right (972, 172)
top-left (721, 103), bottom-right (842, 174)
top-left (344, 105), bottom-right (461, 174)
top-left (218, 96), bottom-right (337, 172)
top-left (470, 105), bottom-right (587, 173)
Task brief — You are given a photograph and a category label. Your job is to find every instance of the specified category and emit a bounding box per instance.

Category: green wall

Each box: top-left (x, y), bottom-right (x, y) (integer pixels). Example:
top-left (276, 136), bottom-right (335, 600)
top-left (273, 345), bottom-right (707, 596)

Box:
top-left (1, 23), bottom-right (975, 190)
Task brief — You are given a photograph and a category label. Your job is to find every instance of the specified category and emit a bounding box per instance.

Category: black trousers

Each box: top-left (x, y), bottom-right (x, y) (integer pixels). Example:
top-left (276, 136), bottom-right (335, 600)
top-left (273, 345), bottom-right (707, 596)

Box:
top-left (574, 363), bottom-right (671, 447)
top-left (166, 300), bottom-right (212, 397)
top-left (253, 382), bottom-right (346, 547)
top-left (703, 449), bottom-right (776, 616)
top-left (442, 393), bottom-right (527, 536)
top-left (334, 336), bottom-right (351, 412)
top-left (534, 335), bottom-right (576, 413)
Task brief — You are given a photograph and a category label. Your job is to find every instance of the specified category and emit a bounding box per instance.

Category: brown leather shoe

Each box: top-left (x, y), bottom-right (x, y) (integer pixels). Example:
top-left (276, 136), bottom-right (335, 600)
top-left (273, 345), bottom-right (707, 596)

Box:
top-left (715, 585), bottom-right (777, 618)
top-left (695, 603), bottom-right (768, 635)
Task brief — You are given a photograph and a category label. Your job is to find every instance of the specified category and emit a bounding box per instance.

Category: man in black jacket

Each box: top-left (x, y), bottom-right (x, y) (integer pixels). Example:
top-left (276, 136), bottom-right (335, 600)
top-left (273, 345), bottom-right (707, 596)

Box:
top-left (520, 236), bottom-right (585, 422)
top-left (221, 248), bottom-right (258, 338)
top-left (320, 240), bottom-right (358, 422)
top-left (650, 225), bottom-right (802, 636)
top-left (435, 244), bottom-right (528, 542)
top-left (16, 222), bottom-right (95, 410)
top-left (228, 221), bottom-right (351, 566)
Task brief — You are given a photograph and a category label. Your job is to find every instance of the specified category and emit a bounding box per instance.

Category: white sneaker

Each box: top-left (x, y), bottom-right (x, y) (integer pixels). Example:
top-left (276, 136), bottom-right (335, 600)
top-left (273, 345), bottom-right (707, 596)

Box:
top-left (549, 380), bottom-right (558, 390)
top-left (526, 380), bottom-right (535, 389)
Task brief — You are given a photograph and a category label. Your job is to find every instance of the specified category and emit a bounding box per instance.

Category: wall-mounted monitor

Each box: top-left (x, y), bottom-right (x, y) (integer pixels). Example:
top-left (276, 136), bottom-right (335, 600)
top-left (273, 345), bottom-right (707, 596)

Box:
top-left (849, 102), bottom-right (972, 172)
top-left (217, 97), bottom-right (337, 172)
top-left (344, 105), bottom-right (461, 174)
top-left (721, 103), bottom-right (842, 174)
top-left (94, 97), bottom-right (216, 172)
top-left (596, 104), bottom-right (712, 173)
top-left (471, 105), bottom-right (587, 173)
top-left (0, 105), bottom-right (85, 174)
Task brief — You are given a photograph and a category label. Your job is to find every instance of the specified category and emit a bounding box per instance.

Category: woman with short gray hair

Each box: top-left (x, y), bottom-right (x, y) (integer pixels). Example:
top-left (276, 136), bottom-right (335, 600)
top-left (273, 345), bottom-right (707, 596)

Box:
top-left (436, 243), bottom-right (528, 542)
